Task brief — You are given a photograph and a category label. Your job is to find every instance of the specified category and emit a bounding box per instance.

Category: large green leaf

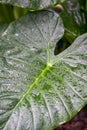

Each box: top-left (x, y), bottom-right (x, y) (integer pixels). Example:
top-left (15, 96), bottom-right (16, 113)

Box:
top-left (0, 0), bottom-right (65, 10)
top-left (0, 11), bottom-right (87, 130)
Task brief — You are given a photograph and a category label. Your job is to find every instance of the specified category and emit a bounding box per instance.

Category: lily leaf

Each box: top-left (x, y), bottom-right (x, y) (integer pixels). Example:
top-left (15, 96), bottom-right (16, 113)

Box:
top-left (0, 0), bottom-right (65, 10)
top-left (0, 11), bottom-right (87, 130)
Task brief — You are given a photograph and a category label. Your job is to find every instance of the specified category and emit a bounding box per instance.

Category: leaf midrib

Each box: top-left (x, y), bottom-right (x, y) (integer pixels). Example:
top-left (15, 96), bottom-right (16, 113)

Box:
top-left (3, 64), bottom-right (51, 129)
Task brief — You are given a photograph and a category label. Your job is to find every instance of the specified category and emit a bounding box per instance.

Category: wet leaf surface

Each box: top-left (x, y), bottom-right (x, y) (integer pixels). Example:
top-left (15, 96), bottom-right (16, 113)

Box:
top-left (0, 0), bottom-right (65, 9)
top-left (0, 11), bottom-right (87, 130)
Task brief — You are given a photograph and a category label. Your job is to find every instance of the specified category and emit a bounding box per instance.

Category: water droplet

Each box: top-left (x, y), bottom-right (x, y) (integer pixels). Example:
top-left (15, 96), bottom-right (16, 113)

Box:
top-left (2, 30), bottom-right (7, 36)
top-left (41, 23), bottom-right (44, 26)
top-left (15, 33), bottom-right (19, 37)
top-left (32, 28), bottom-right (34, 31)
top-left (30, 47), bottom-right (36, 51)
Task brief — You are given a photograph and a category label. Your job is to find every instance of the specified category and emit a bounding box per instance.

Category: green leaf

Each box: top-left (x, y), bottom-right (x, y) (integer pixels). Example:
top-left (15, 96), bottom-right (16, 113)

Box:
top-left (60, 0), bottom-right (87, 42)
top-left (0, 0), bottom-right (65, 9)
top-left (0, 3), bottom-right (15, 23)
top-left (0, 11), bottom-right (87, 130)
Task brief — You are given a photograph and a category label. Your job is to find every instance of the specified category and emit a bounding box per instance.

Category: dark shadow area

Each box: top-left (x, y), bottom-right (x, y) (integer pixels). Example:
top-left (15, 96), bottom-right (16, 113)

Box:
top-left (54, 38), bottom-right (71, 55)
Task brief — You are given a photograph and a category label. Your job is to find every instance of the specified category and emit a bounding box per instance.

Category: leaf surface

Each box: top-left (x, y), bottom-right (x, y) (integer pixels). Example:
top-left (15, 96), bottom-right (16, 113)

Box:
top-left (0, 0), bottom-right (65, 9)
top-left (60, 0), bottom-right (87, 43)
top-left (0, 23), bottom-right (8, 36)
top-left (0, 11), bottom-right (87, 130)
